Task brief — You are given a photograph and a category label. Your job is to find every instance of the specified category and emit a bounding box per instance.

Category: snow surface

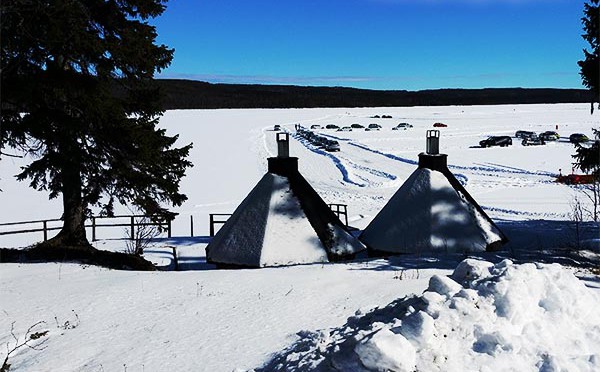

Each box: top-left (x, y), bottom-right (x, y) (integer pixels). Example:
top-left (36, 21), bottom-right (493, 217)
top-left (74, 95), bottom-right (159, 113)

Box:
top-left (2, 103), bottom-right (598, 247)
top-left (1, 104), bottom-right (600, 370)
top-left (258, 259), bottom-right (600, 371)
top-left (361, 168), bottom-right (502, 254)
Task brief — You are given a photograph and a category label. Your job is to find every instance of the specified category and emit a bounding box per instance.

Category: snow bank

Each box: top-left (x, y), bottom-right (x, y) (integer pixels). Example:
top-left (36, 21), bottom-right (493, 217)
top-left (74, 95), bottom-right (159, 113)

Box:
top-left (259, 259), bottom-right (600, 371)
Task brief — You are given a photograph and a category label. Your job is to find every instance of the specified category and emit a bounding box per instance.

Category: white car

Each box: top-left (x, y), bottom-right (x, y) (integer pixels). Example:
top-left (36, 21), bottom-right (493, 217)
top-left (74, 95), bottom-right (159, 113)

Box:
top-left (392, 122), bottom-right (413, 130)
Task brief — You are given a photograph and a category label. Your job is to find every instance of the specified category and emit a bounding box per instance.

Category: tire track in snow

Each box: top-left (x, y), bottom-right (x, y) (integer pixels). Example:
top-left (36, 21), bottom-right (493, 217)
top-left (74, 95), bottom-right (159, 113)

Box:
top-left (292, 134), bottom-right (365, 187)
top-left (345, 141), bottom-right (554, 184)
top-left (346, 142), bottom-right (469, 186)
top-left (292, 133), bottom-right (398, 187)
top-left (482, 206), bottom-right (567, 219)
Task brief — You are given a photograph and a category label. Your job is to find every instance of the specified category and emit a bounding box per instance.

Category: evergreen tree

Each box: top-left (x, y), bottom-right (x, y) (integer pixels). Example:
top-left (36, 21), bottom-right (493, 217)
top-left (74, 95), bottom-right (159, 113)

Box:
top-left (578, 0), bottom-right (599, 112)
top-left (1, 0), bottom-right (192, 248)
top-left (574, 0), bottom-right (599, 176)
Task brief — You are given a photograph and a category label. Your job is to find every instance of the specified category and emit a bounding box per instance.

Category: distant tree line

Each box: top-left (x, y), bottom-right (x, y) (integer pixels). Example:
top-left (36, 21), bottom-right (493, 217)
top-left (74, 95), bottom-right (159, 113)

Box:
top-left (156, 79), bottom-right (594, 110)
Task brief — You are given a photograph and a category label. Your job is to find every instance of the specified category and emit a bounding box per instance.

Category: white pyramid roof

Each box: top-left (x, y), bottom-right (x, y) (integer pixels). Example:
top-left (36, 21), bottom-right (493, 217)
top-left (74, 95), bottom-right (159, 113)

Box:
top-left (360, 168), bottom-right (502, 254)
top-left (207, 173), bottom-right (363, 267)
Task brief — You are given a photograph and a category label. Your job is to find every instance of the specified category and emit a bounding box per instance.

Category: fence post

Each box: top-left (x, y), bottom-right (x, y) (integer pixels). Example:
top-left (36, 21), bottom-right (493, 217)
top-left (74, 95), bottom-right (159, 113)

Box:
top-left (92, 217), bottom-right (96, 241)
top-left (167, 219), bottom-right (172, 238)
top-left (130, 216), bottom-right (135, 240)
top-left (209, 214), bottom-right (214, 237)
top-left (43, 221), bottom-right (48, 241)
top-left (172, 246), bottom-right (178, 271)
top-left (190, 215), bottom-right (194, 237)
top-left (343, 205), bottom-right (349, 226)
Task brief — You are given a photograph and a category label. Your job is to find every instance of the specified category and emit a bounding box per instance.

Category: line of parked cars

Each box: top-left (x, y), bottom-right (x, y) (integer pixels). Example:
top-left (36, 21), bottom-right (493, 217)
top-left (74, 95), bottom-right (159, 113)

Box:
top-left (308, 122), bottom-right (415, 131)
top-left (479, 130), bottom-right (591, 148)
top-left (296, 127), bottom-right (340, 152)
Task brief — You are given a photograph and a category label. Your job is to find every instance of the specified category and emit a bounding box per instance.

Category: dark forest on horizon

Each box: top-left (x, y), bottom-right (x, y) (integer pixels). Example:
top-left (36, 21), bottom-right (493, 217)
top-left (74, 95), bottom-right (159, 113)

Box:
top-left (157, 79), bottom-right (593, 110)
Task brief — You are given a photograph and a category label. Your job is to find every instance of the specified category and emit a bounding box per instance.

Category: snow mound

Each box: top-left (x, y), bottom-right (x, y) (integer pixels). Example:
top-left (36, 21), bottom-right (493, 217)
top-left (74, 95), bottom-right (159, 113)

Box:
top-left (257, 259), bottom-right (600, 371)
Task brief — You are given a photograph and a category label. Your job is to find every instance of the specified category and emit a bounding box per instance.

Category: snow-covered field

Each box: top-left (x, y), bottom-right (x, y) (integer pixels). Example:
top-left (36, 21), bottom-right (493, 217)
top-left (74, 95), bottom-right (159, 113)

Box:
top-left (1, 103), bottom-right (600, 371)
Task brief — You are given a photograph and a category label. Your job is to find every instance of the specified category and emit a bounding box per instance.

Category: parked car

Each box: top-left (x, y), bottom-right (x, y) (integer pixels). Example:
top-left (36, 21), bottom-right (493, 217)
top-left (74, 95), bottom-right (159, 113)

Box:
top-left (540, 131), bottom-right (559, 141)
top-left (337, 126), bottom-right (352, 132)
top-left (433, 122), bottom-right (447, 128)
top-left (325, 140), bottom-right (340, 152)
top-left (392, 122), bottom-right (413, 130)
top-left (515, 130), bottom-right (536, 139)
top-left (522, 135), bottom-right (546, 146)
top-left (325, 124), bottom-right (340, 130)
top-left (479, 136), bottom-right (512, 148)
top-left (350, 123), bottom-right (364, 129)
top-left (310, 124), bottom-right (321, 130)
top-left (569, 133), bottom-right (589, 143)
top-left (366, 123), bottom-right (382, 131)
top-left (273, 125), bottom-right (281, 131)
top-left (382, 115), bottom-right (392, 119)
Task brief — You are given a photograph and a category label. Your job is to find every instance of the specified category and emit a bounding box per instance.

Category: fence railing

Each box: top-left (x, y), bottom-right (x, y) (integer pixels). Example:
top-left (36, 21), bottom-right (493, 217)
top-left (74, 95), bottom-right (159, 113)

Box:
top-left (208, 214), bottom-right (232, 237)
top-left (2, 204), bottom-right (349, 242)
top-left (0, 218), bottom-right (63, 241)
top-left (328, 203), bottom-right (349, 226)
top-left (0, 215), bottom-right (173, 242)
top-left (90, 215), bottom-right (172, 241)
top-left (207, 203), bottom-right (349, 237)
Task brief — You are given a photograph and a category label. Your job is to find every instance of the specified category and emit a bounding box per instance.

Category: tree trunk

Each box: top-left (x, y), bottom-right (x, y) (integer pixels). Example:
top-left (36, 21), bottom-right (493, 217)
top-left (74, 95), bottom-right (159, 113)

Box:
top-left (47, 157), bottom-right (89, 248)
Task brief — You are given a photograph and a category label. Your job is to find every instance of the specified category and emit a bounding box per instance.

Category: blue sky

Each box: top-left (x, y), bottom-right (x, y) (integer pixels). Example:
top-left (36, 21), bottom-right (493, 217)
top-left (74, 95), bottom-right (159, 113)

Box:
top-left (152, 0), bottom-right (589, 90)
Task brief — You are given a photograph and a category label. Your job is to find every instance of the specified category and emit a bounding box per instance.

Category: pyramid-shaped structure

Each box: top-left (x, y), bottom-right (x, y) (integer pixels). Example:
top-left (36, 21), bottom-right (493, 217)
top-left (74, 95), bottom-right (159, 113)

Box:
top-left (206, 134), bottom-right (365, 267)
top-left (360, 131), bottom-right (507, 255)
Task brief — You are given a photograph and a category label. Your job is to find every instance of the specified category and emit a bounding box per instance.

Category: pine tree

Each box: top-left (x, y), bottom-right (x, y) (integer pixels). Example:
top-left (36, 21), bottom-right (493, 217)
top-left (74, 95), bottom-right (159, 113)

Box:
top-left (1, 1), bottom-right (192, 248)
top-left (578, 0), bottom-right (599, 112)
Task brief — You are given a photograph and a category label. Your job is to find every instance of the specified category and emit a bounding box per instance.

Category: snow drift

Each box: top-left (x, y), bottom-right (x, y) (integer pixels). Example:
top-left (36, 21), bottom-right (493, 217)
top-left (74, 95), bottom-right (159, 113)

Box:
top-left (258, 259), bottom-right (600, 371)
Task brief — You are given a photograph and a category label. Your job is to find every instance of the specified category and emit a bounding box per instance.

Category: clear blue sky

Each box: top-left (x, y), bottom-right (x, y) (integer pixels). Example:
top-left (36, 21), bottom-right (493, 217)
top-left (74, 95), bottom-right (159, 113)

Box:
top-left (152, 0), bottom-right (590, 90)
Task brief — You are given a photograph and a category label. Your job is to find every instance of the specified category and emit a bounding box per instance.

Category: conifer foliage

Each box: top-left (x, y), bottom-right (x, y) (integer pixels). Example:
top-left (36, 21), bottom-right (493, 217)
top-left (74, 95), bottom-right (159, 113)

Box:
top-left (1, 1), bottom-right (192, 247)
top-left (578, 0), bottom-right (599, 110)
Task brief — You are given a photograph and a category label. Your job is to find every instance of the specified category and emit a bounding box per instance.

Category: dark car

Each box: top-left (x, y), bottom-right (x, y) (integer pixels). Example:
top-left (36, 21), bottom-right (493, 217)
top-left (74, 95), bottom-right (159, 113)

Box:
top-left (310, 124), bottom-right (321, 130)
top-left (366, 123), bottom-right (382, 131)
top-left (569, 133), bottom-right (589, 143)
top-left (522, 135), bottom-right (545, 146)
top-left (540, 131), bottom-right (559, 141)
top-left (350, 123), bottom-right (364, 129)
top-left (480, 136), bottom-right (512, 148)
top-left (325, 140), bottom-right (340, 152)
top-left (433, 122), bottom-right (448, 128)
top-left (515, 130), bottom-right (536, 139)
top-left (325, 124), bottom-right (339, 130)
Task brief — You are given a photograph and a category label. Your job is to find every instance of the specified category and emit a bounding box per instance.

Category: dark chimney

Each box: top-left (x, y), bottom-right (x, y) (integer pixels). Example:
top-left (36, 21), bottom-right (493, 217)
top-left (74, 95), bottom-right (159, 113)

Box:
top-left (268, 132), bottom-right (298, 176)
top-left (419, 130), bottom-right (447, 171)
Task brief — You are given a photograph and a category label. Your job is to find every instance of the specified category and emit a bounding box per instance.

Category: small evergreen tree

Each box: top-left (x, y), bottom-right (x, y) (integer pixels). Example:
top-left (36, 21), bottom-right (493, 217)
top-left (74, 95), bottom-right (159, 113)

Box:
top-left (578, 0), bottom-right (599, 112)
top-left (1, 0), bottom-right (192, 248)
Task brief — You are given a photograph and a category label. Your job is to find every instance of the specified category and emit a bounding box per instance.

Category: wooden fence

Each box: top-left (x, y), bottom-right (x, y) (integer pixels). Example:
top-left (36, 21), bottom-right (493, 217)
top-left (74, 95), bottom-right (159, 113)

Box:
top-left (207, 203), bottom-right (349, 237)
top-left (0, 215), bottom-right (172, 242)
